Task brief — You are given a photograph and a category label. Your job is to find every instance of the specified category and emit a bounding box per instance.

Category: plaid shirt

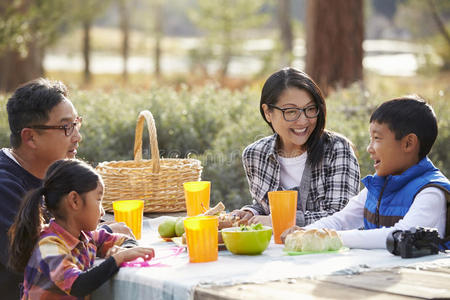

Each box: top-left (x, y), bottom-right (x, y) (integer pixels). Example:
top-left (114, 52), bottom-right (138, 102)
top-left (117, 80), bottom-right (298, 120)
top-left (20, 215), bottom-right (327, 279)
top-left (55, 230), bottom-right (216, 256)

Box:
top-left (22, 220), bottom-right (126, 300)
top-left (242, 133), bottom-right (360, 226)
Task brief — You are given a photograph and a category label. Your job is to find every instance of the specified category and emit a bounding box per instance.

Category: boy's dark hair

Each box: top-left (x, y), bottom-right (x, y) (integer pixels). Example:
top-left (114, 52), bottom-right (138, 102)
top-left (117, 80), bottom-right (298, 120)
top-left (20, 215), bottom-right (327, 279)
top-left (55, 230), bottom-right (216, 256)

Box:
top-left (370, 95), bottom-right (437, 160)
top-left (8, 159), bottom-right (100, 273)
top-left (6, 78), bottom-right (68, 148)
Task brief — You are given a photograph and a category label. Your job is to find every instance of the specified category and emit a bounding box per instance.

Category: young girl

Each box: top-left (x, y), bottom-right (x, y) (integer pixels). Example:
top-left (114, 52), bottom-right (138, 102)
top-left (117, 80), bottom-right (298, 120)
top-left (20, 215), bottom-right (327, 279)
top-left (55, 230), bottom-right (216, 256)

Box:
top-left (9, 159), bottom-right (154, 299)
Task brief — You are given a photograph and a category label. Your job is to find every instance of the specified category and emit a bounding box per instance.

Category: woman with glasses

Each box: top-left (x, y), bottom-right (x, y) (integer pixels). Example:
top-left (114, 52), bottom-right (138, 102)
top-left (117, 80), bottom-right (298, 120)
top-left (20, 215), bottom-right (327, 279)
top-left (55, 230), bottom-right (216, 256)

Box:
top-left (231, 68), bottom-right (360, 227)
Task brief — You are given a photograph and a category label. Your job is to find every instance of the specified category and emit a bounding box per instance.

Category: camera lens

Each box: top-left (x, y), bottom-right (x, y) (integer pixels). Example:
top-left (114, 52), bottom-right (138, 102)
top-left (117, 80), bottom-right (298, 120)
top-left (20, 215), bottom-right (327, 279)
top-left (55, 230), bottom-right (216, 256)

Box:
top-left (386, 230), bottom-right (402, 255)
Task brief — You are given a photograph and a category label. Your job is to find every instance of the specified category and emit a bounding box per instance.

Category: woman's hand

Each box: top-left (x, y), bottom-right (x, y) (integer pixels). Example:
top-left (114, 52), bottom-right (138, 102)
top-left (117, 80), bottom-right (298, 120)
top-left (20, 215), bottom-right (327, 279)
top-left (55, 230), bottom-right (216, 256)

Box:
top-left (248, 215), bottom-right (271, 226)
top-left (112, 246), bottom-right (155, 266)
top-left (280, 226), bottom-right (302, 244)
top-left (230, 209), bottom-right (254, 225)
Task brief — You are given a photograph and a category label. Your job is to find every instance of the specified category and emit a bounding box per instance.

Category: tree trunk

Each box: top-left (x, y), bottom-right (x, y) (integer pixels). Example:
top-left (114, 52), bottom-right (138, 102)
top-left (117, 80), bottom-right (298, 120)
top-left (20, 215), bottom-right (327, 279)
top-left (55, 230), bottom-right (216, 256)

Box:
top-left (153, 1), bottom-right (163, 78)
top-left (426, 0), bottom-right (450, 45)
top-left (0, 0), bottom-right (44, 92)
top-left (0, 41), bottom-right (44, 92)
top-left (220, 46), bottom-right (231, 79)
top-left (278, 0), bottom-right (293, 66)
top-left (83, 19), bottom-right (92, 84)
top-left (119, 0), bottom-right (130, 81)
top-left (305, 0), bottom-right (364, 96)
top-left (220, 18), bottom-right (232, 79)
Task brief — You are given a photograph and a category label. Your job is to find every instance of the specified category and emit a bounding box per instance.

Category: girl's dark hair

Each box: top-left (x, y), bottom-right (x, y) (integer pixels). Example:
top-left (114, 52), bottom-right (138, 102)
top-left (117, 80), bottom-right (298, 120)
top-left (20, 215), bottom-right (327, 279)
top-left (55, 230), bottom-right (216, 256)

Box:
top-left (8, 159), bottom-right (100, 273)
top-left (260, 67), bottom-right (328, 167)
top-left (370, 95), bottom-right (437, 160)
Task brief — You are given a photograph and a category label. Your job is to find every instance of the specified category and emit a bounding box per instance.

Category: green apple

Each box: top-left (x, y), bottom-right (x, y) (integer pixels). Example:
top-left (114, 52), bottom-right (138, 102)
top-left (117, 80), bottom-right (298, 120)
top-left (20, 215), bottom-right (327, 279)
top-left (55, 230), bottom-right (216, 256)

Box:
top-left (158, 219), bottom-right (176, 238)
top-left (175, 218), bottom-right (185, 237)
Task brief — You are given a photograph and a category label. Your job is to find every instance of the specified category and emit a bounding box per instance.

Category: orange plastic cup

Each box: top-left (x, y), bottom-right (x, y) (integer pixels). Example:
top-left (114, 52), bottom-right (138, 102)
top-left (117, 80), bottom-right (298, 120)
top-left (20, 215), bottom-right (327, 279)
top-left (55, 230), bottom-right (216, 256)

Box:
top-left (183, 181), bottom-right (211, 216)
top-left (268, 190), bottom-right (298, 244)
top-left (112, 200), bottom-right (144, 240)
top-left (183, 216), bottom-right (218, 263)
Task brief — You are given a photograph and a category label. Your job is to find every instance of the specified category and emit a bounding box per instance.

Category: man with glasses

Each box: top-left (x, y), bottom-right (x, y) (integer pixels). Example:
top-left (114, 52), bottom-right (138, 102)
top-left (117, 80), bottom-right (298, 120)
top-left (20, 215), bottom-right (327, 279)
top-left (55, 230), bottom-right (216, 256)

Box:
top-left (0, 78), bottom-right (131, 299)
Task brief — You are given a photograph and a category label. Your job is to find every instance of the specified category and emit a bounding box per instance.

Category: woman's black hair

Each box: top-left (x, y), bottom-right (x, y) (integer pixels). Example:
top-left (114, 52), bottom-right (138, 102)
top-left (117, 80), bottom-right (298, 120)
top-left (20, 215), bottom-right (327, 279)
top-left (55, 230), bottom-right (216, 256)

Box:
top-left (260, 67), bottom-right (328, 167)
top-left (8, 159), bottom-right (101, 273)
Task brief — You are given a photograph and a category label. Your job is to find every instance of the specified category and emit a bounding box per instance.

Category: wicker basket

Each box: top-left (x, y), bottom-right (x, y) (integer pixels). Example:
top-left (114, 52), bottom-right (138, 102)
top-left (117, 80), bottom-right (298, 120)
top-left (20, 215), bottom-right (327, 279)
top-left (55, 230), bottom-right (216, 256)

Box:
top-left (96, 110), bottom-right (202, 213)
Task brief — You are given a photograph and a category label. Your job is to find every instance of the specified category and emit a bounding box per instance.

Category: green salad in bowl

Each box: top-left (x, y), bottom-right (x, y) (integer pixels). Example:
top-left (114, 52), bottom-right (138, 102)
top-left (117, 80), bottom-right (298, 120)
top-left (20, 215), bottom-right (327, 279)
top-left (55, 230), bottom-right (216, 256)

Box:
top-left (221, 224), bottom-right (272, 255)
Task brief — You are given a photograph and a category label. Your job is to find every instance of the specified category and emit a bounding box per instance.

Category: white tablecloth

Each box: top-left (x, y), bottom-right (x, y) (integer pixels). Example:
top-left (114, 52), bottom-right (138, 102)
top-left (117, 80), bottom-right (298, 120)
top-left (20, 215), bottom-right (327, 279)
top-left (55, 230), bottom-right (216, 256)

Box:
top-left (92, 217), bottom-right (450, 300)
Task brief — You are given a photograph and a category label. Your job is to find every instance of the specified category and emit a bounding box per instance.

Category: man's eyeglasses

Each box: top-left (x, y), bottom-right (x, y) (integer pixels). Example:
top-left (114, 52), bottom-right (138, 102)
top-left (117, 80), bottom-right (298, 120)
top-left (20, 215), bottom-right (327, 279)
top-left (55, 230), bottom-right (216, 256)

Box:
top-left (29, 116), bottom-right (82, 136)
top-left (269, 104), bottom-right (319, 121)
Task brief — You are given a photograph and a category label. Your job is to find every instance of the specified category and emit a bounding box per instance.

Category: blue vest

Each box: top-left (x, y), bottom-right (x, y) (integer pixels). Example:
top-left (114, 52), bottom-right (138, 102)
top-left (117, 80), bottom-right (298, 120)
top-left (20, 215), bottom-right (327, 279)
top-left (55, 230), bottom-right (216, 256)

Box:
top-left (362, 157), bottom-right (449, 235)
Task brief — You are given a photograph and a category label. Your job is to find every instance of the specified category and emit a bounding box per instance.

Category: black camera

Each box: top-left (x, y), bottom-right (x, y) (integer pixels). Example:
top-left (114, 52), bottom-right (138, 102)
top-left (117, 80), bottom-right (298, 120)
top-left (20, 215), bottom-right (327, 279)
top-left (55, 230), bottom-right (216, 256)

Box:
top-left (386, 227), bottom-right (440, 258)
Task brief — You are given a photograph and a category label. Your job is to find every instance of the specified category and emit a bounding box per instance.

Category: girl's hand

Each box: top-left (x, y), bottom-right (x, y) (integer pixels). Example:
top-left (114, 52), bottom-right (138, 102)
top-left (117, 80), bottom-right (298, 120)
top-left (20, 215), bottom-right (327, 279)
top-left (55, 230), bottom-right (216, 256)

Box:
top-left (104, 221), bottom-right (136, 239)
top-left (112, 247), bottom-right (155, 266)
top-left (248, 215), bottom-right (271, 226)
top-left (106, 245), bottom-right (123, 258)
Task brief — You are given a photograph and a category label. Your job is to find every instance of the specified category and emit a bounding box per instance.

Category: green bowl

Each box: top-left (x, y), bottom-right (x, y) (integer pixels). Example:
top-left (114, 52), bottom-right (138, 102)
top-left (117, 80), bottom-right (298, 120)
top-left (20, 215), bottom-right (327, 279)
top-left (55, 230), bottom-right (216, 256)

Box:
top-left (221, 226), bottom-right (272, 255)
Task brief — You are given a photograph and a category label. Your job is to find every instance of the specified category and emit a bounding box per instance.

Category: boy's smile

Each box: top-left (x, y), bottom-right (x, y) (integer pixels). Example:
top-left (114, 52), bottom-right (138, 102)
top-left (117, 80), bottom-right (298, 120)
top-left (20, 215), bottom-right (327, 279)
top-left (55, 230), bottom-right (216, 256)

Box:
top-left (367, 122), bottom-right (417, 177)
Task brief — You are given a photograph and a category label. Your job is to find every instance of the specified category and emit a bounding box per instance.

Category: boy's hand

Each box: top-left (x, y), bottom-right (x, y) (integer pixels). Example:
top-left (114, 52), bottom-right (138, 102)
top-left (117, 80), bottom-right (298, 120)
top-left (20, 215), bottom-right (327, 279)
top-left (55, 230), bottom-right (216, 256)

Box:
top-left (281, 226), bottom-right (302, 244)
top-left (112, 247), bottom-right (155, 266)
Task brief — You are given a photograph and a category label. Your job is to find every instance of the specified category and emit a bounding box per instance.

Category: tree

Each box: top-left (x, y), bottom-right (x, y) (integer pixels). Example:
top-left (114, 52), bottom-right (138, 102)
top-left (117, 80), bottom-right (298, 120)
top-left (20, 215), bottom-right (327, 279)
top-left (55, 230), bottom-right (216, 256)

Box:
top-left (75, 0), bottom-right (112, 84)
top-left (305, 0), bottom-right (364, 96)
top-left (0, 0), bottom-right (75, 92)
top-left (426, 0), bottom-right (450, 46)
top-left (118, 0), bottom-right (131, 81)
top-left (138, 0), bottom-right (165, 78)
top-left (153, 0), bottom-right (163, 78)
top-left (396, 0), bottom-right (450, 70)
top-left (277, 0), bottom-right (293, 66)
top-left (189, 0), bottom-right (270, 78)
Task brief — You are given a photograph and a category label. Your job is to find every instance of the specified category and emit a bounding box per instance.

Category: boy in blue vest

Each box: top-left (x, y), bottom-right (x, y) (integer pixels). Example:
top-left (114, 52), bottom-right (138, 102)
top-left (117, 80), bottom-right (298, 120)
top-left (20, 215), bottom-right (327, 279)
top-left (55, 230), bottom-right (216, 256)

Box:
top-left (282, 95), bottom-right (449, 249)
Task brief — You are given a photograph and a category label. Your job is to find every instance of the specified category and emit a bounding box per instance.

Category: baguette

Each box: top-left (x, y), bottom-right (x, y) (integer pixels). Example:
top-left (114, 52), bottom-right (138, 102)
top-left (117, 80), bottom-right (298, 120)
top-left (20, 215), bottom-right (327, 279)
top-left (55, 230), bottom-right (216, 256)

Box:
top-left (284, 228), bottom-right (343, 252)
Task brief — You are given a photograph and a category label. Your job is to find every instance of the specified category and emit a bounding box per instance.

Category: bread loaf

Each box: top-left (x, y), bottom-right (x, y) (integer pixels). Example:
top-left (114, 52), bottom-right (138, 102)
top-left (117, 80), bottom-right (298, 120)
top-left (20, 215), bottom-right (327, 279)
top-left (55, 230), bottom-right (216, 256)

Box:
top-left (284, 228), bottom-right (343, 252)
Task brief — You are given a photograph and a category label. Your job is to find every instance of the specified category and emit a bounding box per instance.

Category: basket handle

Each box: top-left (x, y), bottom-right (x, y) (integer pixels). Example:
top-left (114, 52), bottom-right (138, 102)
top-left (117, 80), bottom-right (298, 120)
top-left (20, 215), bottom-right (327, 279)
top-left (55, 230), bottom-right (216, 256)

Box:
top-left (133, 110), bottom-right (161, 173)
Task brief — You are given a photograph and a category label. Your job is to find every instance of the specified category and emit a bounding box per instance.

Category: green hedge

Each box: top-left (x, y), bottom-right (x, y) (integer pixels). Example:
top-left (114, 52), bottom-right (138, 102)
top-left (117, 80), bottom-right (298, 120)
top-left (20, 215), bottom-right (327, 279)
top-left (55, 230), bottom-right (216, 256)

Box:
top-left (1, 82), bottom-right (448, 210)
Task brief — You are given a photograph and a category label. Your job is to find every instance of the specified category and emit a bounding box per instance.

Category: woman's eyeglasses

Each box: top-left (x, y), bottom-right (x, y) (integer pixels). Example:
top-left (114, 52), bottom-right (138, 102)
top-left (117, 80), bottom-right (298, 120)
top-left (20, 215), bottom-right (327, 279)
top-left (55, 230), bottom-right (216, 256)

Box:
top-left (28, 116), bottom-right (83, 136)
top-left (269, 105), bottom-right (319, 122)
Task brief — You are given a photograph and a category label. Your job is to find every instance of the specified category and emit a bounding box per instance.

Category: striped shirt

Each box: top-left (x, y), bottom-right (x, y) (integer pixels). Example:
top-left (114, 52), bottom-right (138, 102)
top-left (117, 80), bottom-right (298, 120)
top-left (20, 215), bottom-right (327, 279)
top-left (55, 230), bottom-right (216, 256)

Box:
top-left (242, 132), bottom-right (360, 226)
top-left (22, 220), bottom-right (126, 299)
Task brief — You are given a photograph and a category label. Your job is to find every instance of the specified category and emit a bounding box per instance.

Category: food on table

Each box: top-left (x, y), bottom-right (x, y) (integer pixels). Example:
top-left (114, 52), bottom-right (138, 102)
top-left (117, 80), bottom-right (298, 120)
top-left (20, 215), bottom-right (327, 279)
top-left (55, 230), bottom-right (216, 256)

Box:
top-left (172, 202), bottom-right (245, 246)
top-left (175, 217), bottom-right (185, 237)
top-left (284, 228), bottom-right (343, 252)
top-left (158, 219), bottom-right (177, 238)
top-left (201, 201), bottom-right (247, 229)
top-left (201, 202), bottom-right (225, 216)
top-left (221, 225), bottom-right (272, 255)
top-left (218, 213), bottom-right (247, 229)
top-left (237, 223), bottom-right (263, 231)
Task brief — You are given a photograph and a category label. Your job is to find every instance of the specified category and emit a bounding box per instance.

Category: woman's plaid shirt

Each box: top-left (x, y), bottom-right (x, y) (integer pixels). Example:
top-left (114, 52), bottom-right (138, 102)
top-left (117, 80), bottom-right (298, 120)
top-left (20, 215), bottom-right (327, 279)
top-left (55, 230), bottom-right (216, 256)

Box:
top-left (242, 133), bottom-right (360, 226)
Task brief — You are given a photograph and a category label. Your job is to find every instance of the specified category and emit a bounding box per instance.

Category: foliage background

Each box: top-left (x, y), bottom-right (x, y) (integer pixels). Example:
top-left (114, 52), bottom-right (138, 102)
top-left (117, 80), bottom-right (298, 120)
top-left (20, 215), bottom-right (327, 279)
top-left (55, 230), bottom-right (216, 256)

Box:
top-left (0, 74), bottom-right (448, 210)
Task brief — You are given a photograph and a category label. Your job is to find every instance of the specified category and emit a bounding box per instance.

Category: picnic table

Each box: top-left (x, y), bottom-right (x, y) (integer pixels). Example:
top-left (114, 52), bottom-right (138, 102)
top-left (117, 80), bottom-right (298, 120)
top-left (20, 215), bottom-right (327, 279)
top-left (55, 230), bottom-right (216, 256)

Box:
top-left (94, 215), bottom-right (450, 300)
